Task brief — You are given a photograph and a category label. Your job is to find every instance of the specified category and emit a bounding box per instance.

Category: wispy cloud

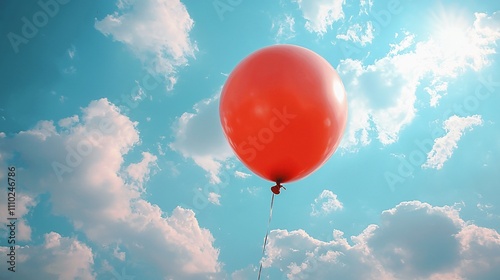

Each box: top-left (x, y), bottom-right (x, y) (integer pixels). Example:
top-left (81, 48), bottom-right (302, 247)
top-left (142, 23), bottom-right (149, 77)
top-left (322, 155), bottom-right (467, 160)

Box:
top-left (336, 22), bottom-right (374, 46)
top-left (422, 115), bottom-right (483, 170)
top-left (208, 192), bottom-right (221, 205)
top-left (234, 171), bottom-right (251, 179)
top-left (359, 0), bottom-right (373, 15)
top-left (272, 14), bottom-right (296, 42)
top-left (67, 45), bottom-right (76, 59)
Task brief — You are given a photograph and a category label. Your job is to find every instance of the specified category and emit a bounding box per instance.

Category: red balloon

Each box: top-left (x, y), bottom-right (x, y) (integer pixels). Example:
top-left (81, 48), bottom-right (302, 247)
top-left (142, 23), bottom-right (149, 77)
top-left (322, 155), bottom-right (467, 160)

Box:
top-left (220, 45), bottom-right (347, 183)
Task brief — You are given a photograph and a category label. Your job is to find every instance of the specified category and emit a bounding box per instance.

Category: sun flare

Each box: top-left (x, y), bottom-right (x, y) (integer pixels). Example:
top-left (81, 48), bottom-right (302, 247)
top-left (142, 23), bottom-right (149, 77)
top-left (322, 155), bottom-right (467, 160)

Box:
top-left (430, 7), bottom-right (471, 53)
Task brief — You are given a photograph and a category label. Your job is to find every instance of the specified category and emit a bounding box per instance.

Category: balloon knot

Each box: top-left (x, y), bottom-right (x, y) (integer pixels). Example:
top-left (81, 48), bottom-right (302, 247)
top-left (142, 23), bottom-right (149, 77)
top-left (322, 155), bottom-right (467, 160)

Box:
top-left (271, 183), bottom-right (286, 195)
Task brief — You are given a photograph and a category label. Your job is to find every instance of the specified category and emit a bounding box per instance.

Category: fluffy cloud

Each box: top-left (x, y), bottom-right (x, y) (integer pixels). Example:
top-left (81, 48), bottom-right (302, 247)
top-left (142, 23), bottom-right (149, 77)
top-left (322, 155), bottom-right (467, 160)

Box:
top-left (0, 190), bottom-right (36, 241)
top-left (262, 228), bottom-right (388, 279)
top-left (292, 0), bottom-right (344, 35)
top-left (311, 190), bottom-right (343, 216)
top-left (338, 11), bottom-right (500, 150)
top-left (262, 201), bottom-right (500, 279)
top-left (422, 115), bottom-right (483, 170)
top-left (125, 151), bottom-right (158, 188)
top-left (231, 265), bottom-right (258, 280)
top-left (57, 115), bottom-right (79, 128)
top-left (0, 99), bottom-right (221, 279)
top-left (0, 232), bottom-right (95, 279)
top-left (95, 0), bottom-right (197, 90)
top-left (337, 56), bottom-right (418, 148)
top-left (170, 95), bottom-right (233, 184)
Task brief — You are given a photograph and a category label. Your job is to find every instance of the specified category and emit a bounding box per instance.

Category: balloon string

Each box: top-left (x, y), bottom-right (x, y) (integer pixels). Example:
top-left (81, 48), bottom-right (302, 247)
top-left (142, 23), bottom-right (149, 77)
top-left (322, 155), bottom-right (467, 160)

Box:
top-left (258, 193), bottom-right (275, 280)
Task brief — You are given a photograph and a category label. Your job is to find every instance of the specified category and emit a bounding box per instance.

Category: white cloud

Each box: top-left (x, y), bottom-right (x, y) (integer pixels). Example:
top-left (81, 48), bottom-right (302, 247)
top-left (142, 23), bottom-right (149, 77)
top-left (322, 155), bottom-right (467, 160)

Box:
top-left (262, 201), bottom-right (500, 279)
top-left (0, 182), bottom-right (36, 241)
top-left (422, 115), bottom-right (483, 170)
top-left (234, 170), bottom-right (251, 179)
top-left (126, 151), bottom-right (158, 188)
top-left (359, 0), bottom-right (373, 15)
top-left (0, 232), bottom-right (95, 279)
top-left (0, 190), bottom-right (36, 226)
top-left (262, 228), bottom-right (387, 279)
top-left (95, 0), bottom-right (197, 90)
top-left (272, 14), bottom-right (296, 42)
top-left (336, 22), bottom-right (374, 46)
top-left (338, 11), bottom-right (500, 150)
top-left (170, 95), bottom-right (233, 184)
top-left (412, 12), bottom-right (499, 106)
top-left (132, 81), bottom-right (147, 101)
top-left (19, 119), bottom-right (57, 141)
top-left (231, 265), bottom-right (258, 280)
top-left (424, 80), bottom-right (448, 107)
top-left (113, 246), bottom-right (126, 261)
top-left (337, 56), bottom-right (418, 149)
top-left (311, 190), bottom-right (343, 216)
top-left (292, 0), bottom-right (344, 35)
top-left (208, 192), bottom-right (221, 205)
top-left (0, 162), bottom-right (37, 241)
top-left (388, 32), bottom-right (415, 56)
top-left (0, 99), bottom-right (222, 279)
top-left (58, 115), bottom-right (79, 128)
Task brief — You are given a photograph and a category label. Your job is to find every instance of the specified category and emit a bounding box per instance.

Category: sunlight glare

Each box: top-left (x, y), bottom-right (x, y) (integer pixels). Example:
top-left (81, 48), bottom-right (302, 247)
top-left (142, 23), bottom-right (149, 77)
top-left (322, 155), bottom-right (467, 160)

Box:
top-left (430, 7), bottom-right (470, 55)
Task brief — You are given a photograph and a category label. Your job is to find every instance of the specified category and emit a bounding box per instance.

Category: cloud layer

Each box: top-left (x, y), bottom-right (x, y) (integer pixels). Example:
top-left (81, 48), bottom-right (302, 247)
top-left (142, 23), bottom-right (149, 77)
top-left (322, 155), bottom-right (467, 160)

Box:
top-left (0, 99), bottom-right (221, 279)
top-left (262, 201), bottom-right (500, 279)
top-left (0, 233), bottom-right (95, 279)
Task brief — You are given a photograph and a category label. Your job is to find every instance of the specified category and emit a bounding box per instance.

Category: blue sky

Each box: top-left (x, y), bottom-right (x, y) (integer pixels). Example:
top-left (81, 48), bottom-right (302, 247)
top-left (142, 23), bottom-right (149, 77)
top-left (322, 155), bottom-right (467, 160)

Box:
top-left (0, 0), bottom-right (499, 279)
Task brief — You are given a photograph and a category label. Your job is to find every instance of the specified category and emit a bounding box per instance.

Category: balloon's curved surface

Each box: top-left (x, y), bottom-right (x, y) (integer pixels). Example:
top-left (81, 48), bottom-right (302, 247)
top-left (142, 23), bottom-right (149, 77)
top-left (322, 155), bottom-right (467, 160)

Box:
top-left (220, 45), bottom-right (348, 183)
